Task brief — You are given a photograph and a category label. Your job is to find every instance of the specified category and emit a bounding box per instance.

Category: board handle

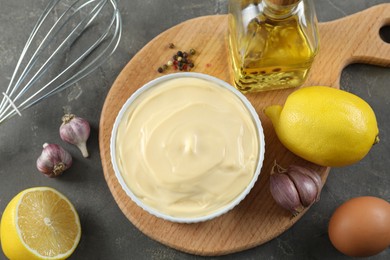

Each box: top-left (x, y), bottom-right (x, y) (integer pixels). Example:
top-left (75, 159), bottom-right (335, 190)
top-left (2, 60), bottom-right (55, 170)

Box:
top-left (306, 3), bottom-right (390, 88)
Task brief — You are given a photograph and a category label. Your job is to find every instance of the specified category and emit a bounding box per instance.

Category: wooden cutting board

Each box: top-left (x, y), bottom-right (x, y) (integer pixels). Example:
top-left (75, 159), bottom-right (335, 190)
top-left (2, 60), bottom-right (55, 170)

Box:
top-left (99, 4), bottom-right (390, 256)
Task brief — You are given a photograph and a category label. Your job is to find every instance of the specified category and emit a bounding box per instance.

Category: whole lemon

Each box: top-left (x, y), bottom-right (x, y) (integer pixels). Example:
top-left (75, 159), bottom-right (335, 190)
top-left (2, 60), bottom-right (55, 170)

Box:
top-left (264, 86), bottom-right (379, 167)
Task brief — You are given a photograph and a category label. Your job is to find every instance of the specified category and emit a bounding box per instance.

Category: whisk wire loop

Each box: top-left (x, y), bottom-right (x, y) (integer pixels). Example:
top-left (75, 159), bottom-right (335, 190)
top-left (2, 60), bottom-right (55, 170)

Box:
top-left (2, 93), bottom-right (22, 117)
top-left (0, 0), bottom-right (122, 124)
top-left (5, 0), bottom-right (104, 103)
top-left (19, 0), bottom-right (122, 112)
top-left (8, 0), bottom-right (107, 107)
top-left (0, 0), bottom-right (60, 110)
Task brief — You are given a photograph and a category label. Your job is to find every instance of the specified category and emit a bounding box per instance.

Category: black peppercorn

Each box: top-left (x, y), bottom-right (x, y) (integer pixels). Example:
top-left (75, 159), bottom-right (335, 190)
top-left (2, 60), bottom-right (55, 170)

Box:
top-left (157, 46), bottom-right (197, 73)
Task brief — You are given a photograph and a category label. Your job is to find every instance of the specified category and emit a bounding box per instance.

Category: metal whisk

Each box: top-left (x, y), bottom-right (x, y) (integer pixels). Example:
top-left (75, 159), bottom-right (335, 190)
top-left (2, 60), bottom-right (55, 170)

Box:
top-left (0, 0), bottom-right (122, 124)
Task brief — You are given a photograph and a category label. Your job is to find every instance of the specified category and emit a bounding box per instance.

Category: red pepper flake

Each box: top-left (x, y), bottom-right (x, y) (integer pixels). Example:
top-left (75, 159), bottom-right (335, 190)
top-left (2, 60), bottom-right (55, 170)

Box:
top-left (206, 63), bottom-right (212, 68)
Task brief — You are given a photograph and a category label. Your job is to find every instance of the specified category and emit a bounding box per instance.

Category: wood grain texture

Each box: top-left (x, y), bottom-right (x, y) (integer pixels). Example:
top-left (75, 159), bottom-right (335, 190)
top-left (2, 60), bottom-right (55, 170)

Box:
top-left (306, 4), bottom-right (390, 88)
top-left (99, 4), bottom-right (390, 256)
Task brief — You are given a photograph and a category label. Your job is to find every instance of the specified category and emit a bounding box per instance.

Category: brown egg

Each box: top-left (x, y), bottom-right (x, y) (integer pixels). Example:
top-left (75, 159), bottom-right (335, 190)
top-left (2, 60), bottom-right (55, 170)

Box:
top-left (328, 196), bottom-right (390, 257)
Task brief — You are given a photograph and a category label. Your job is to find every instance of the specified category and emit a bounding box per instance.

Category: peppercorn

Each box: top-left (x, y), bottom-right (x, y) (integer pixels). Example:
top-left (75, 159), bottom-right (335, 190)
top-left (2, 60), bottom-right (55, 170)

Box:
top-left (157, 46), bottom-right (197, 73)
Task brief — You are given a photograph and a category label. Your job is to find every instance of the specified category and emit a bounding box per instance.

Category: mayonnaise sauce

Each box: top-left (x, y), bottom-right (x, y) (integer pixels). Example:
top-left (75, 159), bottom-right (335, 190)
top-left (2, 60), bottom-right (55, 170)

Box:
top-left (115, 77), bottom-right (259, 218)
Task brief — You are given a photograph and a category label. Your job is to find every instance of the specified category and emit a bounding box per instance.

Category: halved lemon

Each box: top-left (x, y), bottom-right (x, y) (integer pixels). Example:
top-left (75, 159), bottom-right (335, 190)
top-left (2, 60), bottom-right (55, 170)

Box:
top-left (1, 187), bottom-right (81, 260)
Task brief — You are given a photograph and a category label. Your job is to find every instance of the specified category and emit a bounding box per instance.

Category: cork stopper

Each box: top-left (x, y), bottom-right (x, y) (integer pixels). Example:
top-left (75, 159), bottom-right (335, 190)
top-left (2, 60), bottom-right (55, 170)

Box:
top-left (266, 0), bottom-right (300, 6)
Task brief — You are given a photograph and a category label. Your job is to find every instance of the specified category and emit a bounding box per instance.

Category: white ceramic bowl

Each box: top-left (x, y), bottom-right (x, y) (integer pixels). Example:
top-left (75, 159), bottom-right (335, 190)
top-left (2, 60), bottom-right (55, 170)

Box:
top-left (110, 72), bottom-right (265, 223)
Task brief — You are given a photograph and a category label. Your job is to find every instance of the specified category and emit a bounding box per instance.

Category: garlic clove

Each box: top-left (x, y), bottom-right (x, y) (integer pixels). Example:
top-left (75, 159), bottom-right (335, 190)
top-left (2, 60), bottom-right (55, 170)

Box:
top-left (75, 141), bottom-right (89, 158)
top-left (289, 165), bottom-right (323, 201)
top-left (269, 162), bottom-right (324, 216)
top-left (270, 173), bottom-right (304, 216)
top-left (60, 114), bottom-right (90, 158)
top-left (287, 169), bottom-right (317, 207)
top-left (37, 143), bottom-right (72, 177)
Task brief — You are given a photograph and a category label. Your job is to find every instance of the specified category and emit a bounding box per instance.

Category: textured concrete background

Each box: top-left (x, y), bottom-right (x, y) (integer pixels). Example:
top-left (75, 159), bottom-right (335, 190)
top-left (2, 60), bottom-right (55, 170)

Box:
top-left (0, 0), bottom-right (389, 259)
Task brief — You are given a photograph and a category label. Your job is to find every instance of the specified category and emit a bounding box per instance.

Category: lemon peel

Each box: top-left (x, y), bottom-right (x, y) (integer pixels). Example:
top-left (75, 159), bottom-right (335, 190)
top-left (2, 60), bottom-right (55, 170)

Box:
top-left (265, 86), bottom-right (379, 167)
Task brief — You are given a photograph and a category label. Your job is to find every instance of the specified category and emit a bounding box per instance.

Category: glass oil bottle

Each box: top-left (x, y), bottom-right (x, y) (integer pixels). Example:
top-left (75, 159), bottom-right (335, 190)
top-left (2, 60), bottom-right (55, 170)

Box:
top-left (228, 0), bottom-right (319, 92)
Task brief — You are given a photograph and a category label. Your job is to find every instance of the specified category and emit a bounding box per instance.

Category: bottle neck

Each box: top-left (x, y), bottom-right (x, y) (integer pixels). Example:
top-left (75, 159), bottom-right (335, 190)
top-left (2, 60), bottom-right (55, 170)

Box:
top-left (263, 0), bottom-right (301, 19)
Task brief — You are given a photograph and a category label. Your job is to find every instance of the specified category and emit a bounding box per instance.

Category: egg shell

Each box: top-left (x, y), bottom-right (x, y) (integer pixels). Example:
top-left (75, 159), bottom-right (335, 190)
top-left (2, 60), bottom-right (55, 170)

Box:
top-left (328, 196), bottom-right (390, 257)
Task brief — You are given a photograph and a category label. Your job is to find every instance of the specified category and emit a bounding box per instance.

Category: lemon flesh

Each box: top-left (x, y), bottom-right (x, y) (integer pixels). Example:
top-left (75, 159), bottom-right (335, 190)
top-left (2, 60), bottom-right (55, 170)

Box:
top-left (0, 187), bottom-right (81, 260)
top-left (265, 86), bottom-right (379, 167)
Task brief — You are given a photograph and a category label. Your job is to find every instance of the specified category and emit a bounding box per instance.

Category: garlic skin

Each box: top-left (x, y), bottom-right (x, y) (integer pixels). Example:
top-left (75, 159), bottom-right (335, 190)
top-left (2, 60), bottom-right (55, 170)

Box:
top-left (289, 165), bottom-right (322, 201)
top-left (270, 162), bottom-right (323, 216)
top-left (287, 169), bottom-right (317, 207)
top-left (60, 114), bottom-right (90, 158)
top-left (270, 173), bottom-right (304, 215)
top-left (37, 143), bottom-right (72, 177)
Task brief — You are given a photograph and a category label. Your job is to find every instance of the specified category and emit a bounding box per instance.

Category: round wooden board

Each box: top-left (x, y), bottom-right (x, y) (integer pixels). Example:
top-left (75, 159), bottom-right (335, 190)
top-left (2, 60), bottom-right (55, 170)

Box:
top-left (99, 5), bottom-right (390, 256)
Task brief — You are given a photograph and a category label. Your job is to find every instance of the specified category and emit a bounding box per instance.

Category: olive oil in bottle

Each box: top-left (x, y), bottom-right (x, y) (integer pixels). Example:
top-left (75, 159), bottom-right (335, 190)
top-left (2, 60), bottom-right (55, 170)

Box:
top-left (228, 0), bottom-right (319, 92)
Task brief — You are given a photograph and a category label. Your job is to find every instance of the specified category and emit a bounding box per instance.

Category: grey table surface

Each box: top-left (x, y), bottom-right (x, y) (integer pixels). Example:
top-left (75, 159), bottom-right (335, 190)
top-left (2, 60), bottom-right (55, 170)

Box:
top-left (0, 0), bottom-right (389, 259)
